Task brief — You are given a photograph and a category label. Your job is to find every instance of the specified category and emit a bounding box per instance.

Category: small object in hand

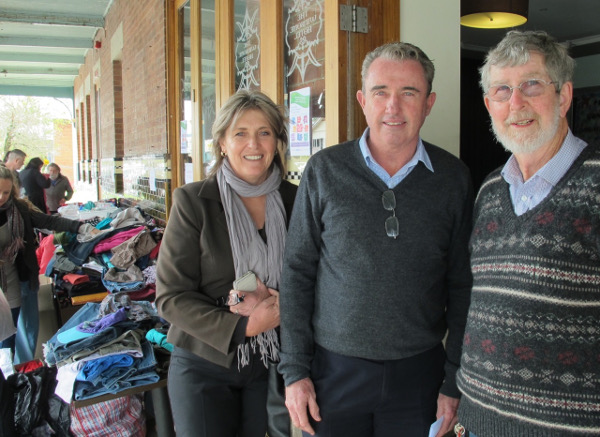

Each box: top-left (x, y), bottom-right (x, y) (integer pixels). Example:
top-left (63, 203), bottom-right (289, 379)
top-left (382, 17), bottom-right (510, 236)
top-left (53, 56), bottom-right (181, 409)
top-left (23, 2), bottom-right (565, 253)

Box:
top-left (226, 292), bottom-right (244, 306)
top-left (233, 271), bottom-right (257, 292)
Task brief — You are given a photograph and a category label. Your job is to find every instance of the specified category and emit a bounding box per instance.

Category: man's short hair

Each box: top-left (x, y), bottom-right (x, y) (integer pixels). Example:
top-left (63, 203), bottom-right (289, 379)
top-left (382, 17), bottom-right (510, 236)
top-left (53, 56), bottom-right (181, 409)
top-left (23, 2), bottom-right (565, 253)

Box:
top-left (47, 163), bottom-right (61, 172)
top-left (361, 41), bottom-right (435, 95)
top-left (479, 30), bottom-right (575, 94)
top-left (4, 149), bottom-right (27, 162)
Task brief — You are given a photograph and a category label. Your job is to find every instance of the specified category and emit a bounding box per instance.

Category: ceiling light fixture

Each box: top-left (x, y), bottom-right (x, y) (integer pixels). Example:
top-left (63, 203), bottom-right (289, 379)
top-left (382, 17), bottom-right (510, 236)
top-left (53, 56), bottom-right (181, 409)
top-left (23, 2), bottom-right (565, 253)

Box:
top-left (461, 0), bottom-right (529, 29)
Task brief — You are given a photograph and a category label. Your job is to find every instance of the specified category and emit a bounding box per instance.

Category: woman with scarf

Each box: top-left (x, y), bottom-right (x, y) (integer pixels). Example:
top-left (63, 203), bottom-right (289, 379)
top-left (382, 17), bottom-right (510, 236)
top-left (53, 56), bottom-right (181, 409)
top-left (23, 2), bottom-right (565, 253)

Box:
top-left (0, 165), bottom-right (88, 360)
top-left (156, 90), bottom-right (297, 437)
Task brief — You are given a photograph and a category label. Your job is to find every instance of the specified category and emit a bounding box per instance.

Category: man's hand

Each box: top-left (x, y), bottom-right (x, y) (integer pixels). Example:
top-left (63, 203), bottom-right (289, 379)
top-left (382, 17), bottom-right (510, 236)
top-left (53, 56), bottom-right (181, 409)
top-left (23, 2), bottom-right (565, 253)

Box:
top-left (285, 378), bottom-right (321, 435)
top-left (435, 393), bottom-right (460, 437)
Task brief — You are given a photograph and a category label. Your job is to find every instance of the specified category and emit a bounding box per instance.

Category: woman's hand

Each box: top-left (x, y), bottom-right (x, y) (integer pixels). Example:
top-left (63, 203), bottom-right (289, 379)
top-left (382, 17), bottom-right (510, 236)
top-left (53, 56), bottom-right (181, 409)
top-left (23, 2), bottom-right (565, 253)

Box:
top-left (245, 289), bottom-right (280, 337)
top-left (228, 277), bottom-right (271, 316)
top-left (227, 276), bottom-right (280, 336)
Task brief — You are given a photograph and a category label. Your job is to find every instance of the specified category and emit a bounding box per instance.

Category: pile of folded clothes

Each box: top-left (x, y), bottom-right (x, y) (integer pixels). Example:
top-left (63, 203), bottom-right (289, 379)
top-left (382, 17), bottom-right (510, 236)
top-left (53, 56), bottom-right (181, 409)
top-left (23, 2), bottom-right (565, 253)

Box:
top-left (37, 206), bottom-right (163, 307)
top-left (44, 292), bottom-right (171, 403)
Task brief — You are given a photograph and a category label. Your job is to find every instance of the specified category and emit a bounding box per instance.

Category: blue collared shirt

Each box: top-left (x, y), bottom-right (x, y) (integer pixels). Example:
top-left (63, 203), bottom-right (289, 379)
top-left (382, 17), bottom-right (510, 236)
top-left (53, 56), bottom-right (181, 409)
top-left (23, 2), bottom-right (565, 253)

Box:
top-left (359, 128), bottom-right (434, 189)
top-left (501, 129), bottom-right (588, 216)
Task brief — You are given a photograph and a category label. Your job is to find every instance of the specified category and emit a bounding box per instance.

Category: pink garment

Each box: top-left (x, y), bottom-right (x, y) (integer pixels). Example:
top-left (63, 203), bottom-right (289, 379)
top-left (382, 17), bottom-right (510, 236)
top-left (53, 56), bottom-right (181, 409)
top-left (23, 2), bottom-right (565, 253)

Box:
top-left (92, 226), bottom-right (144, 254)
top-left (36, 234), bottom-right (56, 274)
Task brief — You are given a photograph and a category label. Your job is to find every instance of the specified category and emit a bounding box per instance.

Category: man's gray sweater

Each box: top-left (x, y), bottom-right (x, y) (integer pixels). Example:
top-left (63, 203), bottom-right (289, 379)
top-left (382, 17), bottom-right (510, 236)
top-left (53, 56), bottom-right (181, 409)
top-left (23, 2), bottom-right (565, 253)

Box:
top-left (279, 139), bottom-right (474, 397)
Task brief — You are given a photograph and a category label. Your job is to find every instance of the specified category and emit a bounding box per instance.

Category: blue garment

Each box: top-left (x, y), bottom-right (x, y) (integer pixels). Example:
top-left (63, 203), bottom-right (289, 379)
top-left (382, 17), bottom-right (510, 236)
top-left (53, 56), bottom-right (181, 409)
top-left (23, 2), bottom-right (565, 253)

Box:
top-left (95, 217), bottom-right (113, 230)
top-left (81, 201), bottom-right (95, 211)
top-left (0, 307), bottom-right (20, 352)
top-left (14, 280), bottom-right (39, 364)
top-left (77, 307), bottom-right (129, 333)
top-left (77, 353), bottom-right (135, 385)
top-left (501, 130), bottom-right (587, 215)
top-left (44, 302), bottom-right (100, 364)
top-left (63, 228), bottom-right (119, 265)
top-left (73, 368), bottom-right (159, 401)
top-left (44, 255), bottom-right (56, 277)
top-left (100, 253), bottom-right (115, 269)
top-left (44, 301), bottom-right (140, 366)
top-left (73, 340), bottom-right (159, 401)
top-left (46, 322), bottom-right (140, 366)
top-left (101, 277), bottom-right (145, 293)
top-left (358, 128), bottom-right (434, 188)
top-left (145, 329), bottom-right (173, 352)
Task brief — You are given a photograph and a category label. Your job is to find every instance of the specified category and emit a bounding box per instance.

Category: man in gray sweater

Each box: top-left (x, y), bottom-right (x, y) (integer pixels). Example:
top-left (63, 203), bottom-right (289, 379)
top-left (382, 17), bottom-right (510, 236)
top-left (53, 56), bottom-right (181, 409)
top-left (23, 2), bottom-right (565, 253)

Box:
top-left (279, 42), bottom-right (474, 437)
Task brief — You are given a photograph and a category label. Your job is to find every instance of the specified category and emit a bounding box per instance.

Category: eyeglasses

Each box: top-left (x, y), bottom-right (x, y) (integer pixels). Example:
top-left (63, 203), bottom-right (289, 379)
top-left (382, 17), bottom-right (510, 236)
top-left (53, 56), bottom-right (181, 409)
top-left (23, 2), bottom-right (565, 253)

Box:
top-left (382, 190), bottom-right (399, 239)
top-left (486, 79), bottom-right (555, 102)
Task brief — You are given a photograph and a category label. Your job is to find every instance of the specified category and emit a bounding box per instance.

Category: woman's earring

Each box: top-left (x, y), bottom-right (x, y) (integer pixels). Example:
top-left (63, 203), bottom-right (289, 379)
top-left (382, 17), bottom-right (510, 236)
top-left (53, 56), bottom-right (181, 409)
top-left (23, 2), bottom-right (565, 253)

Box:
top-left (220, 150), bottom-right (226, 157)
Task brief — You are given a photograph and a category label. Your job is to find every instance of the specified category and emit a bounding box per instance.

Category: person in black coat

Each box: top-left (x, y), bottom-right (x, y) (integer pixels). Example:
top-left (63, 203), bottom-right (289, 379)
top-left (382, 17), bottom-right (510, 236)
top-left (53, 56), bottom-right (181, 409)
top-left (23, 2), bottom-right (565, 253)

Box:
top-left (18, 157), bottom-right (50, 214)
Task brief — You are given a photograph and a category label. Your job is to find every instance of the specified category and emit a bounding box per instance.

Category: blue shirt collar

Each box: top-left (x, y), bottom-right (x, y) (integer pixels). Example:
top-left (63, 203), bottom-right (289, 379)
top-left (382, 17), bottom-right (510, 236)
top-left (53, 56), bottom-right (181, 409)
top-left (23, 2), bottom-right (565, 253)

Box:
top-left (501, 129), bottom-right (588, 186)
top-left (359, 127), bottom-right (434, 173)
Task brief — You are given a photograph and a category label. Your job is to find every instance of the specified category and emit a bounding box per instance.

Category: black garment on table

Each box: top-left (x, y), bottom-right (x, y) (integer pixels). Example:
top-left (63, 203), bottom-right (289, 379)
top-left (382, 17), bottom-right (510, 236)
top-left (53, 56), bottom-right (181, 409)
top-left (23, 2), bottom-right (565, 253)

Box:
top-left (8, 365), bottom-right (71, 437)
top-left (0, 370), bottom-right (17, 437)
top-left (59, 277), bottom-right (107, 297)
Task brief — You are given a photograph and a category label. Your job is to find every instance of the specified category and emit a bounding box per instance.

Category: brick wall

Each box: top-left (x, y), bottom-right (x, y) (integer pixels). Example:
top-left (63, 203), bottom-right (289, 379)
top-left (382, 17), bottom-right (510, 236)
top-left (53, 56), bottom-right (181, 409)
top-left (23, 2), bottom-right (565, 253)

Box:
top-left (52, 120), bottom-right (75, 183)
top-left (73, 0), bottom-right (168, 215)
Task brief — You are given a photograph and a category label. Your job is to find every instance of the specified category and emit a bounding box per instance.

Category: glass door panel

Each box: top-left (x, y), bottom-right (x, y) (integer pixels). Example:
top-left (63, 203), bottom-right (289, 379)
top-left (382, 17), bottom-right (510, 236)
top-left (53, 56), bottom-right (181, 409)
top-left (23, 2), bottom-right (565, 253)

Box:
top-left (234, 0), bottom-right (261, 91)
top-left (200, 0), bottom-right (217, 178)
top-left (178, 1), bottom-right (194, 184)
top-left (283, 0), bottom-right (325, 181)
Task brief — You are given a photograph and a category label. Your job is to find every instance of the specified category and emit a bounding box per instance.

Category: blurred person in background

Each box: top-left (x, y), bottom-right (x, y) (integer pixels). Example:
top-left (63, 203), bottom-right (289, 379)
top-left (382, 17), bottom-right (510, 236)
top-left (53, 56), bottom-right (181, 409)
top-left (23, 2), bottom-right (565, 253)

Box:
top-left (0, 165), bottom-right (93, 363)
top-left (2, 149), bottom-right (27, 192)
top-left (18, 157), bottom-right (50, 214)
top-left (45, 163), bottom-right (74, 214)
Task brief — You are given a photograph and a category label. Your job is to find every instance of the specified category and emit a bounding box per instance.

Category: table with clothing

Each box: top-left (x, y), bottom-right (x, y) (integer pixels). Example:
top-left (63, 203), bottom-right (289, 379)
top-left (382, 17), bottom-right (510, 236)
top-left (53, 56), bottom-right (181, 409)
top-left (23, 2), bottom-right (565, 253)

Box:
top-left (2, 203), bottom-right (174, 436)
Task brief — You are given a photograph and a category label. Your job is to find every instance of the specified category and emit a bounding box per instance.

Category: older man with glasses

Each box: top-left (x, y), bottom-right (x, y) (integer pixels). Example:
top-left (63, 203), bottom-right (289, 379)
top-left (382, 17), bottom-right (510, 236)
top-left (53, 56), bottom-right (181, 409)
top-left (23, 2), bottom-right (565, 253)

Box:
top-left (279, 41), bottom-right (474, 437)
top-left (455, 30), bottom-right (600, 437)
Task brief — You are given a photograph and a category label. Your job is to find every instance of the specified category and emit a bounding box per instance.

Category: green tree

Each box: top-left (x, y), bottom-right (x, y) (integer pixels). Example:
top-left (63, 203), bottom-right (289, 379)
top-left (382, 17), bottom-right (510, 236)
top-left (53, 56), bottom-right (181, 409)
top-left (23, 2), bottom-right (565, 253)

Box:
top-left (0, 96), bottom-right (54, 161)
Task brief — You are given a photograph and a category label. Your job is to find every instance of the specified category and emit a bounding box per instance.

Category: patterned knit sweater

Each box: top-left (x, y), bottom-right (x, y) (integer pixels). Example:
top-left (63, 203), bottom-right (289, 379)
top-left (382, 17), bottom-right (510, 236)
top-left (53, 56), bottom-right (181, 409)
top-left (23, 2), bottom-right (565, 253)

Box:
top-left (456, 142), bottom-right (600, 436)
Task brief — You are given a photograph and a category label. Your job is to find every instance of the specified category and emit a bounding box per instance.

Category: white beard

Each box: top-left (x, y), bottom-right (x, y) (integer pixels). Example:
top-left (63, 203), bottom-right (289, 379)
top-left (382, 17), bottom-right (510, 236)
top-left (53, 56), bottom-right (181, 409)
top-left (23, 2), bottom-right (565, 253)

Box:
top-left (491, 105), bottom-right (561, 155)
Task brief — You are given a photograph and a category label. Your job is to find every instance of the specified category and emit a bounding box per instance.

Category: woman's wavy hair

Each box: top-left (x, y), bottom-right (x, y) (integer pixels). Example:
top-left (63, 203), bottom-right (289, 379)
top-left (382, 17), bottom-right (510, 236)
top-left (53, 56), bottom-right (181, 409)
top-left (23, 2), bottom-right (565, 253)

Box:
top-left (0, 165), bottom-right (19, 199)
top-left (209, 90), bottom-right (288, 179)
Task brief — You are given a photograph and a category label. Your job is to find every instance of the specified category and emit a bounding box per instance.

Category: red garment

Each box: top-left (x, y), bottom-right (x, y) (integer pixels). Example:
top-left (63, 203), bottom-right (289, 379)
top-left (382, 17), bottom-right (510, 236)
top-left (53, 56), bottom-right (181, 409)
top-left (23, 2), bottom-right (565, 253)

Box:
top-left (36, 234), bottom-right (56, 274)
top-left (15, 359), bottom-right (44, 373)
top-left (92, 226), bottom-right (144, 254)
top-left (148, 239), bottom-right (161, 259)
top-left (63, 273), bottom-right (90, 285)
top-left (127, 283), bottom-right (156, 301)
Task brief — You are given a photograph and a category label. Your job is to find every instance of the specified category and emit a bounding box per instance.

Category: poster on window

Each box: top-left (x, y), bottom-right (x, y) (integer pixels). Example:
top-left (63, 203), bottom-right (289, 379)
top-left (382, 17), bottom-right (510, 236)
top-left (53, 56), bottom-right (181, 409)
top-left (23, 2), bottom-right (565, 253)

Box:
top-left (289, 87), bottom-right (311, 156)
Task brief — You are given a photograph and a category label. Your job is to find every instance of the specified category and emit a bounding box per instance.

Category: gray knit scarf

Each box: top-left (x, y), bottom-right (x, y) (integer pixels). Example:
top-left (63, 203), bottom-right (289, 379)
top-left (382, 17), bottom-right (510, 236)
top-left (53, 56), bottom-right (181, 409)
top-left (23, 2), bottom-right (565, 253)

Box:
top-left (217, 159), bottom-right (287, 369)
top-left (0, 199), bottom-right (25, 293)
